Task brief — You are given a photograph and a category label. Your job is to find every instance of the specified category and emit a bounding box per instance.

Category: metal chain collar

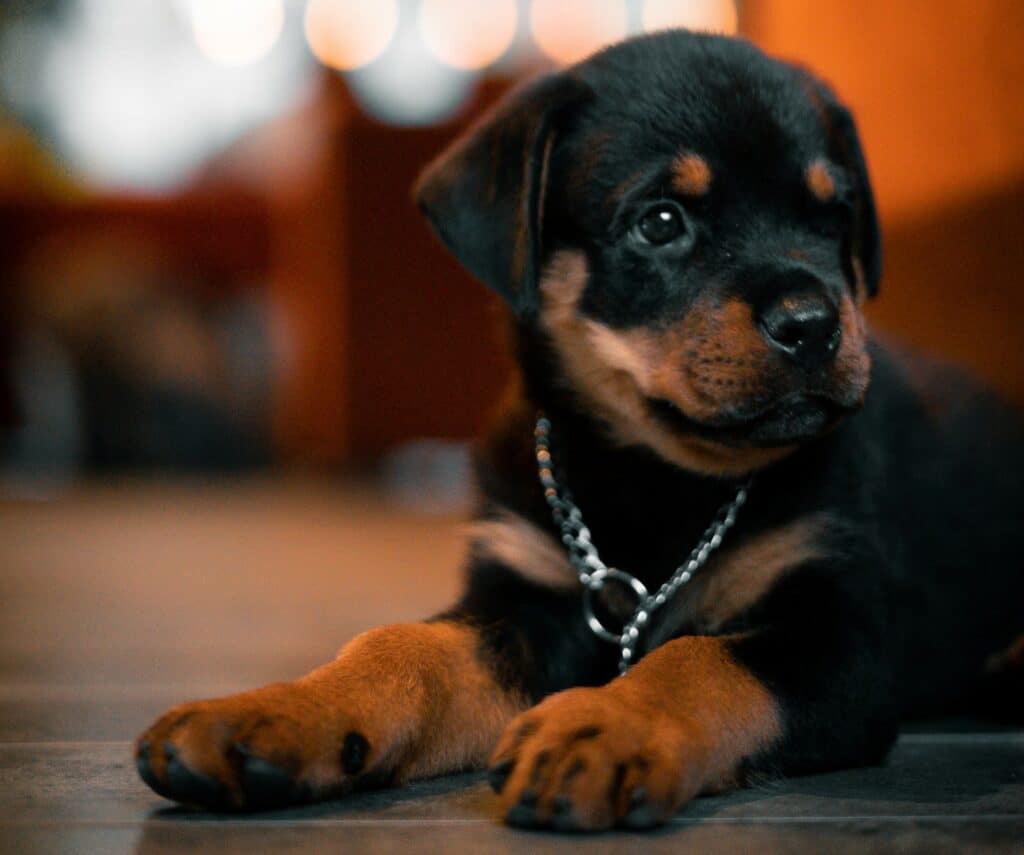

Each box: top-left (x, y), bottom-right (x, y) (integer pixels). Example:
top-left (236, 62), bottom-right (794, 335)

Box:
top-left (534, 415), bottom-right (751, 674)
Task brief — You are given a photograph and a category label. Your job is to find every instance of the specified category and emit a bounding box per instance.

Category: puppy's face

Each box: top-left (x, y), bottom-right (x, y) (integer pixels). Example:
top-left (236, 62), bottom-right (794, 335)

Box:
top-left (418, 32), bottom-right (881, 476)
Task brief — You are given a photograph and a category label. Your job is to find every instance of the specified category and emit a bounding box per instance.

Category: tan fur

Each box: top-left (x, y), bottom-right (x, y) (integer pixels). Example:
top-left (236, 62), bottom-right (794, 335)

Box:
top-left (687, 516), bottom-right (828, 631)
top-left (138, 622), bottom-right (527, 804)
top-left (491, 635), bottom-right (782, 828)
top-left (835, 290), bottom-right (872, 392)
top-left (468, 510), bottom-right (577, 590)
top-left (806, 158), bottom-right (836, 201)
top-left (539, 250), bottom-right (794, 476)
top-left (538, 250), bottom-right (872, 476)
top-left (625, 635), bottom-right (782, 789)
top-left (668, 296), bottom-right (776, 422)
top-left (672, 153), bottom-right (713, 196)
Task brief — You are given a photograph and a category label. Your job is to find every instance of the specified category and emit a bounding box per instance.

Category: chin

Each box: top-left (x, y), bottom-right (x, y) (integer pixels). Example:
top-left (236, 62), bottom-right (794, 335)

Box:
top-left (647, 392), bottom-right (860, 450)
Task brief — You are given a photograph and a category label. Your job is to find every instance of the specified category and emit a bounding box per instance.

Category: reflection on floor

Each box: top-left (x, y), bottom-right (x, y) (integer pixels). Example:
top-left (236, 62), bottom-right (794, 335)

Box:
top-left (1, 481), bottom-right (1021, 853)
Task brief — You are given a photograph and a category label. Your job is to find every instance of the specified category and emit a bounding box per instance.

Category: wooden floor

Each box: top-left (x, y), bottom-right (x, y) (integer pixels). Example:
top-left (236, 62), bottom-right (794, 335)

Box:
top-left (1, 480), bottom-right (1022, 853)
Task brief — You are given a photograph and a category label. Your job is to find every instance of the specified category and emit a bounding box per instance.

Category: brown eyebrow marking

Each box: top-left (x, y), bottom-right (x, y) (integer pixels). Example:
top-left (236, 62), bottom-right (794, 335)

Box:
top-left (672, 153), bottom-right (712, 196)
top-left (806, 158), bottom-right (836, 201)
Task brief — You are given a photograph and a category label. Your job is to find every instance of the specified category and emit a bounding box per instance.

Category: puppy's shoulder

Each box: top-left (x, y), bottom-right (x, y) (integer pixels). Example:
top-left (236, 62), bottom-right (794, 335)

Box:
top-left (866, 338), bottom-right (1023, 443)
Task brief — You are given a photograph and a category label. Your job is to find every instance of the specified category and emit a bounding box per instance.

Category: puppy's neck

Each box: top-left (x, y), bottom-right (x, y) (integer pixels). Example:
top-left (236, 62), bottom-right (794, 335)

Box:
top-left (496, 345), bottom-right (741, 536)
top-left (534, 397), bottom-right (738, 517)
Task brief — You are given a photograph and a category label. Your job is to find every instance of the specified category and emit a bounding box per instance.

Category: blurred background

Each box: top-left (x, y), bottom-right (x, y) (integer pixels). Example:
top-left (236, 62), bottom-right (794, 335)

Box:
top-left (0, 0), bottom-right (1022, 500)
top-left (0, 4), bottom-right (1022, 800)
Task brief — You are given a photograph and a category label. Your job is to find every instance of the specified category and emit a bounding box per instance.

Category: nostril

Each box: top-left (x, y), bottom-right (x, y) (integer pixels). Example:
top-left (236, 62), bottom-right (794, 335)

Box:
top-left (759, 295), bottom-right (840, 364)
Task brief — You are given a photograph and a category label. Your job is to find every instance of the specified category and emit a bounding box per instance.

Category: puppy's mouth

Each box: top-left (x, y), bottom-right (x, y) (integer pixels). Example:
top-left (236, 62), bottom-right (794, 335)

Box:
top-left (646, 393), bottom-right (857, 447)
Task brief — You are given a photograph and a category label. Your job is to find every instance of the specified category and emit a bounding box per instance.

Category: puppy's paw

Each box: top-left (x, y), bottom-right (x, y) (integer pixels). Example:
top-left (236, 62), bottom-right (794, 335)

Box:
top-left (134, 622), bottom-right (524, 811)
top-left (488, 686), bottom-right (704, 831)
top-left (135, 684), bottom-right (381, 811)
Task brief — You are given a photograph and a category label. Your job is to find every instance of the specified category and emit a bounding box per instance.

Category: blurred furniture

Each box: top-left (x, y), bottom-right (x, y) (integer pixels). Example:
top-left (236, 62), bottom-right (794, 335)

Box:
top-left (263, 77), bottom-right (513, 465)
top-left (0, 76), bottom-right (514, 468)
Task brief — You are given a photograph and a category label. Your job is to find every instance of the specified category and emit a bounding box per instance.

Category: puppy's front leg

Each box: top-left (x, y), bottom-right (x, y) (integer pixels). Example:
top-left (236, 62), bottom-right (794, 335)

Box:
top-left (491, 570), bottom-right (900, 831)
top-left (136, 620), bottom-right (526, 809)
top-left (489, 635), bottom-right (779, 830)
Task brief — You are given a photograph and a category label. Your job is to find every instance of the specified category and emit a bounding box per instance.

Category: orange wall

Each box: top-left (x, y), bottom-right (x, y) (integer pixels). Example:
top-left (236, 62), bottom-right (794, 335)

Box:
top-left (744, 1), bottom-right (1024, 406)
top-left (745, 0), bottom-right (1024, 225)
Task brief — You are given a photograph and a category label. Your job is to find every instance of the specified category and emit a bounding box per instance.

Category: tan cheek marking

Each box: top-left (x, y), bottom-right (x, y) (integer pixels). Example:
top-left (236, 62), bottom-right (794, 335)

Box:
top-left (538, 251), bottom-right (793, 477)
top-left (538, 249), bottom-right (589, 315)
top-left (687, 516), bottom-right (829, 632)
top-left (539, 250), bottom-right (656, 401)
top-left (655, 298), bottom-right (771, 419)
top-left (806, 159), bottom-right (836, 202)
top-left (467, 510), bottom-right (576, 590)
top-left (619, 634), bottom-right (782, 793)
top-left (672, 153), bottom-right (712, 197)
top-left (833, 294), bottom-right (872, 401)
top-left (713, 298), bottom-right (764, 355)
top-left (585, 323), bottom-right (654, 389)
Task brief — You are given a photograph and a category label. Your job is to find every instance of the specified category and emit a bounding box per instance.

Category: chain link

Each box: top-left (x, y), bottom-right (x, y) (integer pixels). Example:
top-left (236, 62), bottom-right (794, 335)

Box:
top-left (535, 415), bottom-right (751, 674)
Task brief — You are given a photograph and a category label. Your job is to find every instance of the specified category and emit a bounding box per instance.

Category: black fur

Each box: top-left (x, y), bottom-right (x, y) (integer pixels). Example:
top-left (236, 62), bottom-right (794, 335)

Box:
top-left (421, 28), bottom-right (1024, 789)
top-left (416, 73), bottom-right (590, 316)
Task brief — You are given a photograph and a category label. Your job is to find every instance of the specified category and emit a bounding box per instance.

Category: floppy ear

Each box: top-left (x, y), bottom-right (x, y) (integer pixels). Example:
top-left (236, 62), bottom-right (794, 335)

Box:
top-left (414, 73), bottom-right (591, 317)
top-left (800, 74), bottom-right (882, 297)
top-left (826, 101), bottom-right (882, 297)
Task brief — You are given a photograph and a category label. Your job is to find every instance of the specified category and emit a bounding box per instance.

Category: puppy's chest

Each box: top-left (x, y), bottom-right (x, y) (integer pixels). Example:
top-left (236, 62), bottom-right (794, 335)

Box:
top-left (590, 515), bottom-right (825, 648)
top-left (593, 545), bottom-right (747, 646)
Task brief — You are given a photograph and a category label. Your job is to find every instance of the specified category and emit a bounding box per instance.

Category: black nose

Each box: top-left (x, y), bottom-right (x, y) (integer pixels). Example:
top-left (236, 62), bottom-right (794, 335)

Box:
top-left (758, 291), bottom-right (840, 367)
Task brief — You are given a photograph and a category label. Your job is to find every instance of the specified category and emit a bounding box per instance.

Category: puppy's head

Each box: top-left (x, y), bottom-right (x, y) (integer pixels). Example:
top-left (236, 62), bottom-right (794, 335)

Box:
top-left (416, 31), bottom-right (880, 477)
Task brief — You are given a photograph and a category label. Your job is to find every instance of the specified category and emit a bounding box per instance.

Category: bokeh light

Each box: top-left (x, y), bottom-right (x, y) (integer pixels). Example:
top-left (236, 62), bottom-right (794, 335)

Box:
top-left (304, 0), bottom-right (399, 71)
top-left (188, 0), bottom-right (285, 67)
top-left (642, 0), bottom-right (739, 35)
top-left (418, 0), bottom-right (518, 71)
top-left (345, 7), bottom-right (473, 127)
top-left (529, 0), bottom-right (629, 66)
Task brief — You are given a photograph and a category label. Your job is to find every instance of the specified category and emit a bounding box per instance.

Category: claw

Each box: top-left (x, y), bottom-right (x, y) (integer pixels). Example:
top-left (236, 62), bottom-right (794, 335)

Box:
top-left (163, 743), bottom-right (231, 810)
top-left (621, 785), bottom-right (656, 829)
top-left (550, 794), bottom-right (580, 831)
top-left (486, 758), bottom-right (513, 794)
top-left (237, 746), bottom-right (299, 810)
top-left (505, 789), bottom-right (540, 828)
top-left (135, 740), bottom-right (173, 800)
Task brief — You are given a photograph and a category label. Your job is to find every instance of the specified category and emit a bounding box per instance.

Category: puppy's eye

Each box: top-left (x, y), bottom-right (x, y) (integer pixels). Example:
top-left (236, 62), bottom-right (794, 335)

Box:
top-left (634, 204), bottom-right (686, 246)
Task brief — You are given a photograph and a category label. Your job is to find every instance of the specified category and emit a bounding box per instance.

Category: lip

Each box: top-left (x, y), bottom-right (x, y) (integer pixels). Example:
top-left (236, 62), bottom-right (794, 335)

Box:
top-left (646, 393), bottom-right (856, 447)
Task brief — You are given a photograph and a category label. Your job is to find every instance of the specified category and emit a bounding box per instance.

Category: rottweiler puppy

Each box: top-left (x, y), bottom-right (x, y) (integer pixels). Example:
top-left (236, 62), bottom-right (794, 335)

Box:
top-left (136, 30), bottom-right (1024, 831)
